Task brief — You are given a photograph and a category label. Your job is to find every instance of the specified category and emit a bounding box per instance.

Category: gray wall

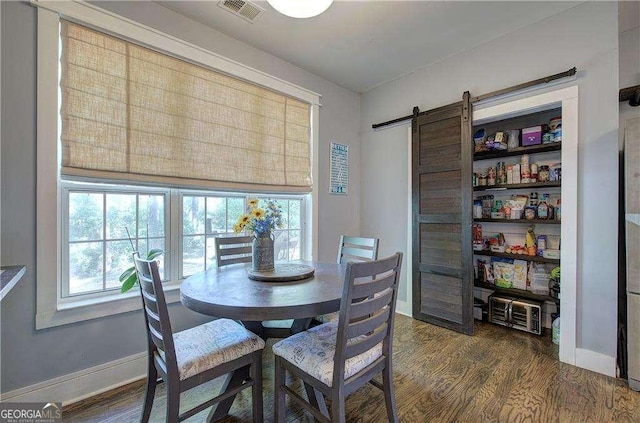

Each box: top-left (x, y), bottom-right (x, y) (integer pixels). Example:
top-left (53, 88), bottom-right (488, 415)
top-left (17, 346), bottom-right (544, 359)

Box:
top-left (0, 1), bottom-right (360, 393)
top-left (360, 1), bottom-right (620, 357)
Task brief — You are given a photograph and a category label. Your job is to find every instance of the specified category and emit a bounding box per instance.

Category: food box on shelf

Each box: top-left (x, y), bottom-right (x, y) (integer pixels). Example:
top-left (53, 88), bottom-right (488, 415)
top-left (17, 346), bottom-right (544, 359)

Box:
top-left (522, 126), bottom-right (542, 146)
top-left (493, 261), bottom-right (514, 288)
top-left (543, 249), bottom-right (560, 259)
top-left (512, 260), bottom-right (528, 290)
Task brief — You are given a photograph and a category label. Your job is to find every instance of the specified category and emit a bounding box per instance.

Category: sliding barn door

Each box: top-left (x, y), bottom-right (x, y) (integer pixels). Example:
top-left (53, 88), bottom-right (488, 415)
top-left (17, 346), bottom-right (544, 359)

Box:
top-left (411, 93), bottom-right (473, 335)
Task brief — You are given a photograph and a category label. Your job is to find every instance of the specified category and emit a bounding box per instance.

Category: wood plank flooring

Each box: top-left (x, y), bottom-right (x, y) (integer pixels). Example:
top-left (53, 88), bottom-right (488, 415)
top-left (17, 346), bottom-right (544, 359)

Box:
top-left (61, 315), bottom-right (640, 422)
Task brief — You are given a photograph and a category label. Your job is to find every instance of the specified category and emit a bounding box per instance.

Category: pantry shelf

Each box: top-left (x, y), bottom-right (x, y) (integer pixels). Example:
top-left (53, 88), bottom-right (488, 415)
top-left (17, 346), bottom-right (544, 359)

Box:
top-left (474, 218), bottom-right (560, 224)
top-left (474, 280), bottom-right (556, 303)
top-left (473, 181), bottom-right (561, 192)
top-left (473, 249), bottom-right (560, 264)
top-left (473, 142), bottom-right (562, 160)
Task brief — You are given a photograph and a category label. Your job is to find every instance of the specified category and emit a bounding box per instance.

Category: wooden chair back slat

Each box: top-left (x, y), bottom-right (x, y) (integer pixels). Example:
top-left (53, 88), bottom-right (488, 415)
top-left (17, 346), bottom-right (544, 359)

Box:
top-left (148, 323), bottom-right (166, 353)
top-left (219, 256), bottom-right (253, 267)
top-left (220, 246), bottom-right (252, 256)
top-left (352, 273), bottom-right (395, 299)
top-left (141, 288), bottom-right (159, 309)
top-left (349, 289), bottom-right (393, 321)
top-left (345, 324), bottom-right (387, 360)
top-left (215, 235), bottom-right (253, 267)
top-left (346, 307), bottom-right (390, 339)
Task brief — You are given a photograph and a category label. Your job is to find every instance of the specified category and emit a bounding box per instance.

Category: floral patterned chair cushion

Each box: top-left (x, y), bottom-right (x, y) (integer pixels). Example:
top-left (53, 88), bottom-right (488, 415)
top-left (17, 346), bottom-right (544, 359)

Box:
top-left (315, 311), bottom-right (339, 324)
top-left (165, 318), bottom-right (265, 381)
top-left (272, 322), bottom-right (382, 387)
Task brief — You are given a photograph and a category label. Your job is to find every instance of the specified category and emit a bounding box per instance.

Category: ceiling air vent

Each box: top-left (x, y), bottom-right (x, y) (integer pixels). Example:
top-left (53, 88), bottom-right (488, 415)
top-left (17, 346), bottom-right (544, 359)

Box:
top-left (218, 0), bottom-right (265, 23)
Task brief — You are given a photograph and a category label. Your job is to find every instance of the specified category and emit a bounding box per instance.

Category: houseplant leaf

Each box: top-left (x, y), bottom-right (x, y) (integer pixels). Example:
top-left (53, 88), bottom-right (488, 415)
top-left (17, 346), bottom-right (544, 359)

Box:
top-left (147, 249), bottom-right (164, 260)
top-left (119, 266), bottom-right (136, 283)
top-left (120, 271), bottom-right (138, 293)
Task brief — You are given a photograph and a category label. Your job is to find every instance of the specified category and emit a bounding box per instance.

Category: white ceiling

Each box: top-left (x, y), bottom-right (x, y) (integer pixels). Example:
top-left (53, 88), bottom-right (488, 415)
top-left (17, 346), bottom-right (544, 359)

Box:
top-left (158, 1), bottom-right (582, 93)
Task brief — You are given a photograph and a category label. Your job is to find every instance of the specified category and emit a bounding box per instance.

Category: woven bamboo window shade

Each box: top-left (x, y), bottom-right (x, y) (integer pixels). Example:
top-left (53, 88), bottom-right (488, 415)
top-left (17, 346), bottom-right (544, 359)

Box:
top-left (60, 21), bottom-right (312, 192)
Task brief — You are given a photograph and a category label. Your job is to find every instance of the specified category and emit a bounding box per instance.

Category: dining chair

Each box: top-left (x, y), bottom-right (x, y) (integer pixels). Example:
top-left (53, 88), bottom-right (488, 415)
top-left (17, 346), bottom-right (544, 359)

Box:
top-left (273, 252), bottom-right (403, 423)
top-left (215, 235), bottom-right (253, 267)
top-left (315, 235), bottom-right (380, 324)
top-left (215, 234), bottom-right (293, 338)
top-left (134, 256), bottom-right (265, 423)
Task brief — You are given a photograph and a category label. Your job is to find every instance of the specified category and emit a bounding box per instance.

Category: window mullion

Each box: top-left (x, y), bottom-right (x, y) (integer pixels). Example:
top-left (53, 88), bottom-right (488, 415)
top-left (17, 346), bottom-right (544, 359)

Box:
top-left (170, 189), bottom-right (181, 282)
top-left (61, 187), bottom-right (70, 298)
top-left (102, 193), bottom-right (107, 291)
top-left (204, 197), bottom-right (209, 270)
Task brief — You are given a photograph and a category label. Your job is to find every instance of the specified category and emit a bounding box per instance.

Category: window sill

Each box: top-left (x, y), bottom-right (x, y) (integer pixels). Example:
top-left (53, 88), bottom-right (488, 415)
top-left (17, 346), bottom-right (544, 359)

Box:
top-left (35, 282), bottom-right (182, 330)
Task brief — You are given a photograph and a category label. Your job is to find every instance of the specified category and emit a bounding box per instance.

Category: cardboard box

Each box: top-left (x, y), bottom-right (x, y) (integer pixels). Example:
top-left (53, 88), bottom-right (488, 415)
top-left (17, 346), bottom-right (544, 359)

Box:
top-left (513, 259), bottom-right (528, 290)
top-left (522, 126), bottom-right (542, 146)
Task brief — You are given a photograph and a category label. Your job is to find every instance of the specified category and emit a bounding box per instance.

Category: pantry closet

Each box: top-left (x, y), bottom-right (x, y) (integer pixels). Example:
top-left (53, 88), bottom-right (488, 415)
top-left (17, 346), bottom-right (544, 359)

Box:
top-left (411, 85), bottom-right (579, 366)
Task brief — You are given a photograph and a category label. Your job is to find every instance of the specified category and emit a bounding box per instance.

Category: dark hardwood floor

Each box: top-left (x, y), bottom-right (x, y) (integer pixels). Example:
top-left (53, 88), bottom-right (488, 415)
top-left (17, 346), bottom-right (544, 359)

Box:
top-left (62, 315), bottom-right (640, 422)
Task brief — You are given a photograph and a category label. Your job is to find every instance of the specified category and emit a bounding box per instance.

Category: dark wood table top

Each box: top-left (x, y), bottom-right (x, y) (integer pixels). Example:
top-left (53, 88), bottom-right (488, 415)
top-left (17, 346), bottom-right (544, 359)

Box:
top-left (180, 261), bottom-right (346, 322)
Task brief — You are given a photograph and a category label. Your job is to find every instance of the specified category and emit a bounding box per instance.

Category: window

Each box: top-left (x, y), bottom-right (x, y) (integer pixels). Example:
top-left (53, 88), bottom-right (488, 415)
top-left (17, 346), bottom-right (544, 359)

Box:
top-left (61, 183), bottom-right (306, 298)
top-left (181, 194), bottom-right (246, 276)
top-left (180, 194), bottom-right (304, 277)
top-left (63, 184), bottom-right (169, 298)
top-left (36, 3), bottom-right (319, 329)
top-left (269, 198), bottom-right (303, 261)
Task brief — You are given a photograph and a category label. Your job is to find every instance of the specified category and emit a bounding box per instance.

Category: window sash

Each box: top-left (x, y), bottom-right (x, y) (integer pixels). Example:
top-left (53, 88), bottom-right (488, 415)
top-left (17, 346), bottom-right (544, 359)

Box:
top-left (60, 183), bottom-right (171, 299)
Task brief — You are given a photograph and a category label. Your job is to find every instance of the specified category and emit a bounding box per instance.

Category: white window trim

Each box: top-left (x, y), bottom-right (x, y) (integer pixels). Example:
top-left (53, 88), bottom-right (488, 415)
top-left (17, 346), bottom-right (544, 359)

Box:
top-left (35, 2), bottom-right (320, 329)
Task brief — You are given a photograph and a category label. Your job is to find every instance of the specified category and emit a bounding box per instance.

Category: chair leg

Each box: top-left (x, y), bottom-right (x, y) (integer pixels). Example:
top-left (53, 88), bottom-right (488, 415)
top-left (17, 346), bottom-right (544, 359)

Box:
top-left (165, 382), bottom-right (180, 423)
top-left (330, 391), bottom-right (346, 423)
top-left (251, 351), bottom-right (263, 423)
top-left (140, 358), bottom-right (157, 423)
top-left (274, 356), bottom-right (287, 423)
top-left (382, 361), bottom-right (399, 423)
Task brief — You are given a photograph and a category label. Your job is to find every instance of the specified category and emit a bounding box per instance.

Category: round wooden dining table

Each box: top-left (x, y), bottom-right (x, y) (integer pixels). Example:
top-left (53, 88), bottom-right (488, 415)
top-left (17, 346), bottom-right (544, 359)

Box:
top-left (180, 260), bottom-right (347, 422)
top-left (180, 260), bottom-right (346, 325)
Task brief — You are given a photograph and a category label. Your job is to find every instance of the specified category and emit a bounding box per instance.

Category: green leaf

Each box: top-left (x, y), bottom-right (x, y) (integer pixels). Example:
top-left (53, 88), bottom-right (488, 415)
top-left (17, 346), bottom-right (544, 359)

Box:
top-left (119, 267), bottom-right (136, 283)
top-left (147, 249), bottom-right (164, 260)
top-left (120, 272), bottom-right (138, 293)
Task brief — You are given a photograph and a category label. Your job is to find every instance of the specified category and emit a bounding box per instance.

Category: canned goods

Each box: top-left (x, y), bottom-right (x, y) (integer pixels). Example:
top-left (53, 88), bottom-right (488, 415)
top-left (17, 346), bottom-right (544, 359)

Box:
top-left (538, 165), bottom-right (550, 182)
top-left (487, 167), bottom-right (496, 186)
top-left (524, 206), bottom-right (537, 220)
top-left (531, 163), bottom-right (538, 182)
top-left (497, 162), bottom-right (506, 185)
top-left (473, 200), bottom-right (483, 218)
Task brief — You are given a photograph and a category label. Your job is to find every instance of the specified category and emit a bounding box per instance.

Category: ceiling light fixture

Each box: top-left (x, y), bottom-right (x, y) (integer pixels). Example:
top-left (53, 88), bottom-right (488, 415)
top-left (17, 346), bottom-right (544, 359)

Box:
top-left (267, 0), bottom-right (333, 19)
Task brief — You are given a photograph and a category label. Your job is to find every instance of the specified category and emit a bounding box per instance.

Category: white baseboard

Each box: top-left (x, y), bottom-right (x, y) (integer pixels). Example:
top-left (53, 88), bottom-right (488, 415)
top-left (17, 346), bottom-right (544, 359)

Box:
top-left (395, 299), bottom-right (411, 317)
top-left (0, 352), bottom-right (147, 406)
top-left (575, 348), bottom-right (617, 377)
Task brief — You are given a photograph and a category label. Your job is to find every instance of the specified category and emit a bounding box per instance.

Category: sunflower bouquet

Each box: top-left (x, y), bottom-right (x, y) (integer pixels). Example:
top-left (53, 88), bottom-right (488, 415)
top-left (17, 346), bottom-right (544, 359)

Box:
top-left (233, 198), bottom-right (283, 236)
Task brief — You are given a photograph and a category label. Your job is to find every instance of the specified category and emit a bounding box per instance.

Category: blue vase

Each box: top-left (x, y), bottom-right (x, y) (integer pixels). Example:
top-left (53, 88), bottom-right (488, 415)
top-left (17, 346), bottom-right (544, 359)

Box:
top-left (252, 232), bottom-right (274, 271)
